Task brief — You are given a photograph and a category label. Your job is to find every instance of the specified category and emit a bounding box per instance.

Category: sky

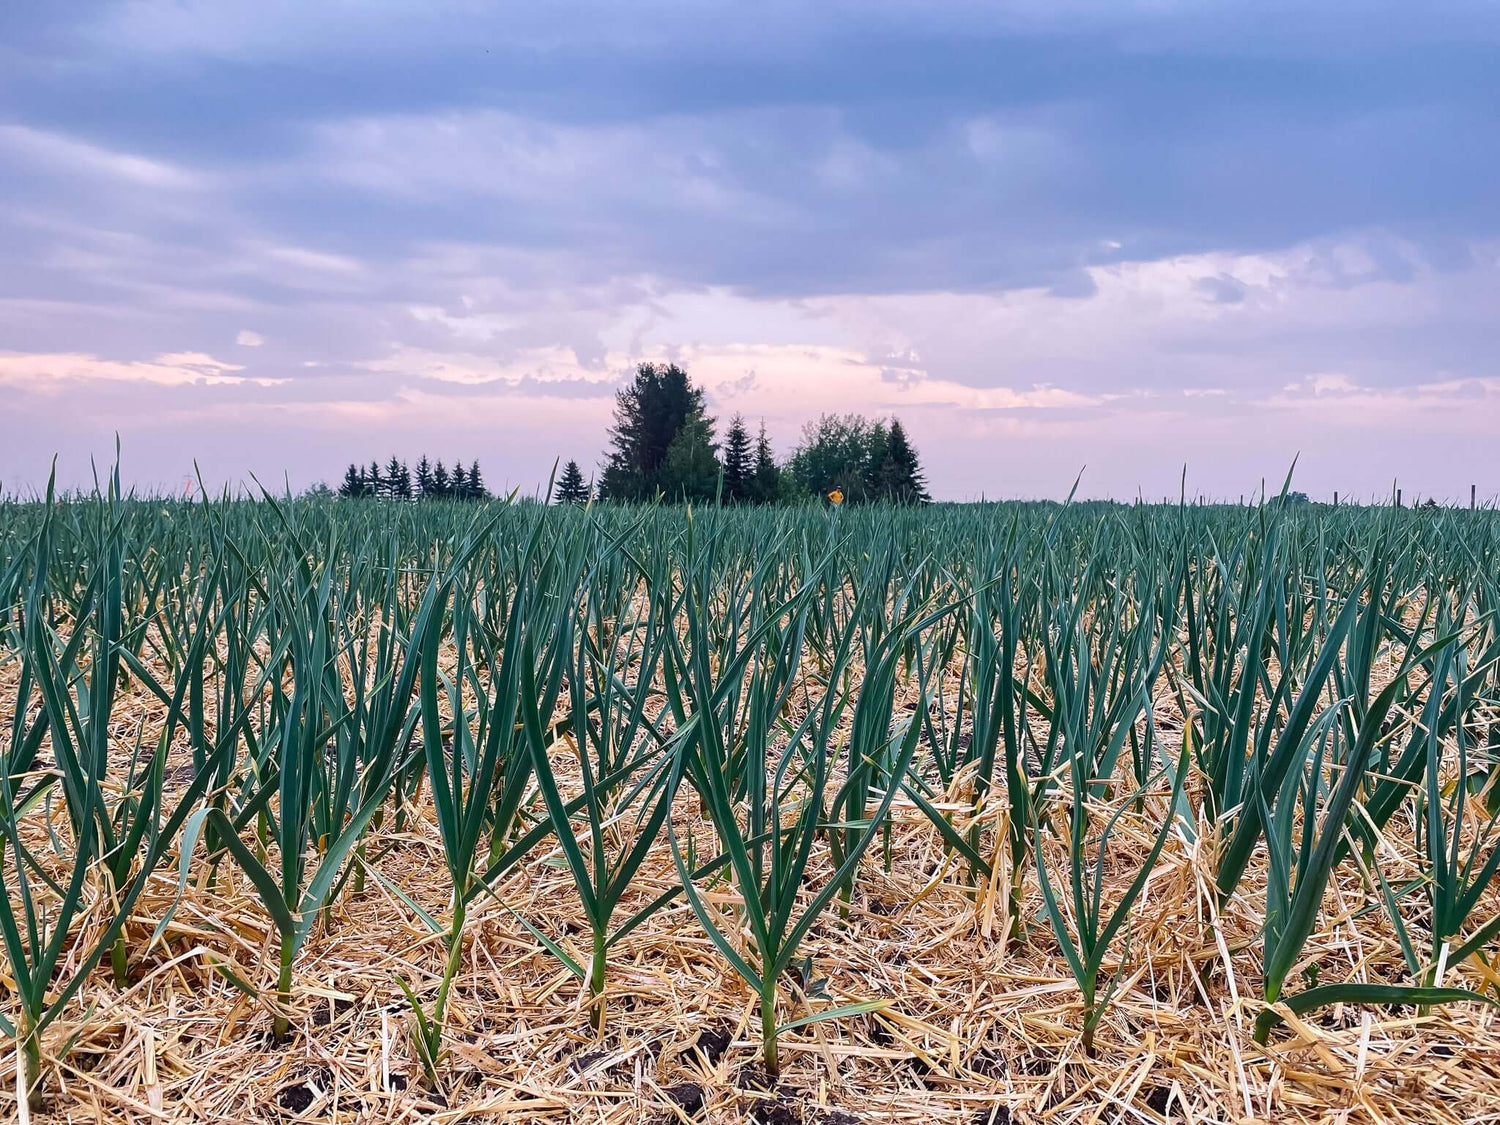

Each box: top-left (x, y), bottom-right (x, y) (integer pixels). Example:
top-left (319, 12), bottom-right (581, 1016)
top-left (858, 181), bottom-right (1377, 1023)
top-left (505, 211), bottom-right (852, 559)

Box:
top-left (1, 1), bottom-right (1498, 502)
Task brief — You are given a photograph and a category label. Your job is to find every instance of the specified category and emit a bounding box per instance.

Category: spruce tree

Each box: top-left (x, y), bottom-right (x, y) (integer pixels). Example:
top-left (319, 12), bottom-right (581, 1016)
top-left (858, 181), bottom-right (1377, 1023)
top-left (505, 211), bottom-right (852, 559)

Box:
top-left (467, 460), bottom-right (486, 499)
top-left (878, 418), bottom-right (930, 504)
top-left (366, 460), bottom-right (384, 498)
top-left (554, 460), bottom-right (589, 505)
top-left (863, 420), bottom-right (890, 499)
top-left (415, 455), bottom-right (433, 498)
top-left (721, 414), bottom-right (753, 502)
top-left (432, 460), bottom-right (450, 497)
top-left (451, 461), bottom-right (468, 499)
top-left (397, 461), bottom-right (413, 499)
top-left (385, 455), bottom-right (404, 500)
top-left (752, 422), bottom-right (779, 503)
top-left (663, 411), bottom-right (720, 502)
top-left (339, 463), bottom-right (362, 498)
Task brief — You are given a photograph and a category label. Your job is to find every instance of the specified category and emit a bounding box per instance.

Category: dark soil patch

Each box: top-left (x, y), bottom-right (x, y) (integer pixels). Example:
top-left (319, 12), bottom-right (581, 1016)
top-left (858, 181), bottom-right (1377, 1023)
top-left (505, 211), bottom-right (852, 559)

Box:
top-left (1141, 1085), bottom-right (1172, 1115)
top-left (736, 1065), bottom-right (776, 1092)
top-left (665, 1082), bottom-right (706, 1116)
top-left (416, 1088), bottom-right (449, 1111)
top-left (1012, 1050), bottom-right (1054, 1077)
top-left (695, 1025), bottom-right (733, 1065)
top-left (311, 996), bottom-right (355, 1027)
top-left (969, 1047), bottom-right (1007, 1080)
top-left (972, 1107), bottom-right (1012, 1125)
top-left (570, 1048), bottom-right (609, 1074)
top-left (277, 1066), bottom-right (331, 1114)
top-left (747, 1099), bottom-right (801, 1125)
top-left (277, 1083), bottom-right (315, 1113)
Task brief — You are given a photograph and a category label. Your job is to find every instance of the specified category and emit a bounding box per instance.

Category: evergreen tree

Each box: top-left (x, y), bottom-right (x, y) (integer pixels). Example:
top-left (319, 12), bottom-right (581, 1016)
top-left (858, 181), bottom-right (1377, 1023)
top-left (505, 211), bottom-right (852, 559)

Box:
top-left (554, 459), bottom-right (590, 505)
top-left (875, 418), bottom-right (930, 504)
top-left (663, 411), bottom-right (720, 502)
top-left (751, 422), bottom-right (780, 504)
top-left (415, 455), bottom-right (433, 498)
top-left (599, 362), bottom-right (712, 500)
top-left (366, 460), bottom-right (384, 498)
top-left (339, 463), bottom-right (362, 498)
top-left (385, 456), bottom-right (404, 500)
top-left (432, 460), bottom-right (450, 497)
top-left (396, 461), bottom-right (413, 500)
top-left (451, 461), bottom-right (468, 499)
top-left (467, 460), bottom-right (486, 500)
top-left (863, 420), bottom-right (890, 498)
top-left (721, 414), bottom-right (753, 502)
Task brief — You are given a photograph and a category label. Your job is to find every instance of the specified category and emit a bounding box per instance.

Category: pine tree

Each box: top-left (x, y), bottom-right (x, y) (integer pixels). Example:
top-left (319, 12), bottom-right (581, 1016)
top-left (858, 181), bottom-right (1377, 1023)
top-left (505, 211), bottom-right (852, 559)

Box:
top-left (451, 461), bottom-right (468, 499)
top-left (467, 460), bottom-right (486, 500)
top-left (385, 456), bottom-right (404, 500)
top-left (432, 460), bottom-right (450, 497)
top-left (366, 460), bottom-right (384, 499)
top-left (339, 463), bottom-right (362, 498)
top-left (721, 414), bottom-right (753, 503)
top-left (554, 460), bottom-right (590, 505)
top-left (752, 422), bottom-right (780, 504)
top-left (415, 455), bottom-right (433, 498)
top-left (396, 461), bottom-right (413, 500)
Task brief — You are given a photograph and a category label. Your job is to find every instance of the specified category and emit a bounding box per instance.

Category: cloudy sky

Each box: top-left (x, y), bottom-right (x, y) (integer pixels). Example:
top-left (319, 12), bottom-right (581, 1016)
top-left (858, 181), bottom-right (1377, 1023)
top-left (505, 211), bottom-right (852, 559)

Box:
top-left (2, 2), bottom-right (1497, 501)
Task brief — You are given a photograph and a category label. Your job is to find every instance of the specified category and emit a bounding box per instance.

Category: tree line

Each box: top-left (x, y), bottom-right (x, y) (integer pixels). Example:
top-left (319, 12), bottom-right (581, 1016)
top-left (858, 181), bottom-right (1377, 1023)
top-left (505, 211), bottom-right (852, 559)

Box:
top-left (328, 363), bottom-right (930, 506)
top-left (339, 456), bottom-right (489, 500)
top-left (553, 362), bottom-right (930, 505)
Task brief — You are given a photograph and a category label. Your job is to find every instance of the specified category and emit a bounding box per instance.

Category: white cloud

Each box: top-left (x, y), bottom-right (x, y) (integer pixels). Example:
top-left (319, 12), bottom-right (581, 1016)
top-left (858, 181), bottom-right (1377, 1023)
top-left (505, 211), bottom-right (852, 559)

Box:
top-left (359, 344), bottom-right (620, 388)
top-left (236, 329), bottom-right (264, 347)
top-left (0, 350), bottom-right (284, 391)
top-left (0, 125), bottom-right (203, 190)
top-left (260, 244), bottom-right (362, 273)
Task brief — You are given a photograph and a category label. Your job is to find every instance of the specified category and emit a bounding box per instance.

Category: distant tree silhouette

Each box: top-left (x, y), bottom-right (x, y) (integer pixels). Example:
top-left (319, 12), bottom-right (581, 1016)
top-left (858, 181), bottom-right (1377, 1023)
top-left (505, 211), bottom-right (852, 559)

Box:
top-left (339, 463), bottom-right (363, 498)
top-left (467, 459), bottom-right (486, 500)
top-left (415, 455), bottom-right (433, 497)
top-left (871, 418), bottom-right (929, 503)
top-left (862, 420), bottom-right (890, 498)
top-left (599, 363), bottom-right (715, 500)
top-left (752, 422), bottom-right (780, 503)
top-left (786, 414), bottom-right (875, 502)
top-left (432, 460), bottom-right (450, 497)
top-left (554, 459), bottom-right (590, 505)
top-left (384, 456), bottom-right (407, 500)
top-left (451, 461), bottom-right (468, 499)
top-left (664, 411), bottom-right (720, 501)
top-left (721, 414), bottom-right (753, 502)
top-left (785, 413), bottom-right (928, 504)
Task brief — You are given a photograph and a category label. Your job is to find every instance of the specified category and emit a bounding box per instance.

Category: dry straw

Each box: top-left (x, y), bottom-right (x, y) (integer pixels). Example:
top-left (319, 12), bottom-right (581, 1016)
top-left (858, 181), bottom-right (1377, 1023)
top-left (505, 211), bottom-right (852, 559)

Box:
top-left (3, 471), bottom-right (1500, 1123)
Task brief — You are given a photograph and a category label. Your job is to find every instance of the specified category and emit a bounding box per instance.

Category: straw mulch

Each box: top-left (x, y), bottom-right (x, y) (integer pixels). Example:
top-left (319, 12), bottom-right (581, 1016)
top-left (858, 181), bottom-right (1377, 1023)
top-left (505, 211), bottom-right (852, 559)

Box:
top-left (4, 669), bottom-right (1500, 1124)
